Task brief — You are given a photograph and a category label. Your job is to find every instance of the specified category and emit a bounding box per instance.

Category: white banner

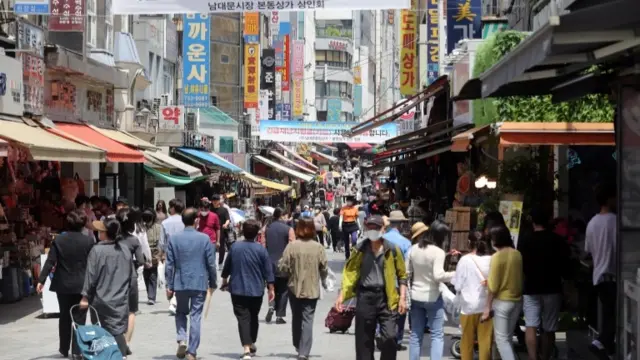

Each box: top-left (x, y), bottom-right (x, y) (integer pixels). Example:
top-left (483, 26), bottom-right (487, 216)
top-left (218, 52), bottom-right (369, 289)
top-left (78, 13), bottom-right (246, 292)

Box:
top-left (113, 0), bottom-right (409, 14)
top-left (259, 121), bottom-right (398, 144)
top-left (275, 72), bottom-right (282, 102)
top-left (159, 105), bottom-right (185, 131)
top-left (258, 90), bottom-right (269, 121)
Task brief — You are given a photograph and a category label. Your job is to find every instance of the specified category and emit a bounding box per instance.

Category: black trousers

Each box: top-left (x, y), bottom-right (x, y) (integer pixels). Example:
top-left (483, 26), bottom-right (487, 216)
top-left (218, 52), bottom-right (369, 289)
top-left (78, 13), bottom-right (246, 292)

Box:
top-left (316, 231), bottom-right (325, 247)
top-left (331, 231), bottom-right (341, 251)
top-left (56, 293), bottom-right (86, 356)
top-left (143, 266), bottom-right (158, 301)
top-left (231, 295), bottom-right (263, 346)
top-left (596, 280), bottom-right (617, 354)
top-left (218, 234), bottom-right (227, 266)
top-left (274, 276), bottom-right (289, 317)
top-left (355, 289), bottom-right (398, 360)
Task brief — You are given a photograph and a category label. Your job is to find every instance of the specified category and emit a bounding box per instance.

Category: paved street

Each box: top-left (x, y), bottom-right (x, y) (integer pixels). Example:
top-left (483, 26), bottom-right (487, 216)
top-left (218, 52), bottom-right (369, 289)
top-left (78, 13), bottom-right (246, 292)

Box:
top-left (1, 250), bottom-right (461, 360)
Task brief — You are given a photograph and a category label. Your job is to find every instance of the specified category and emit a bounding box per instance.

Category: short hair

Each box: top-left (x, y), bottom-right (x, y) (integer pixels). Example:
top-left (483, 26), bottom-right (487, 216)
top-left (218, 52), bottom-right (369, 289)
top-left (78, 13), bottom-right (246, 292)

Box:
top-left (66, 209), bottom-right (87, 232)
top-left (99, 196), bottom-right (111, 207)
top-left (75, 195), bottom-right (89, 208)
top-left (273, 207), bottom-right (283, 219)
top-left (89, 195), bottom-right (100, 205)
top-left (482, 211), bottom-right (506, 233)
top-left (169, 198), bottom-right (185, 214)
top-left (530, 206), bottom-right (549, 227)
top-left (333, 208), bottom-right (340, 216)
top-left (595, 183), bottom-right (615, 207)
top-left (199, 199), bottom-right (211, 209)
top-left (182, 208), bottom-right (198, 226)
top-left (322, 206), bottom-right (327, 211)
top-left (295, 217), bottom-right (316, 240)
top-left (490, 226), bottom-right (514, 248)
top-left (242, 219), bottom-right (261, 240)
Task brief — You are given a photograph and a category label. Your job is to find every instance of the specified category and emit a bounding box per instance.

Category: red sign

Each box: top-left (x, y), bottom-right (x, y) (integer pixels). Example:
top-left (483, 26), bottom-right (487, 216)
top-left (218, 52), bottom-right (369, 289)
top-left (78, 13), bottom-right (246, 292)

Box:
top-left (159, 105), bottom-right (185, 131)
top-left (49, 0), bottom-right (84, 32)
top-left (282, 35), bottom-right (290, 91)
top-left (329, 41), bottom-right (347, 51)
top-left (162, 107), bottom-right (181, 124)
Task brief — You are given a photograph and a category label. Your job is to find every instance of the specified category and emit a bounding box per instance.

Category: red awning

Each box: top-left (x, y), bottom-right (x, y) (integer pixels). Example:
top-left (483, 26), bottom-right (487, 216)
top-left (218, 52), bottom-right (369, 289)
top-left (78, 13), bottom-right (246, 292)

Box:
top-left (346, 143), bottom-right (373, 150)
top-left (48, 124), bottom-right (145, 163)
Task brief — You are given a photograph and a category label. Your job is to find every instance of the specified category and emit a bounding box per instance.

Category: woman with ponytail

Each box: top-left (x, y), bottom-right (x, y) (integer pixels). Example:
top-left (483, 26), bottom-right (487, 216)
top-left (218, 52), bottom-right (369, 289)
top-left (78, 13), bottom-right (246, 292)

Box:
top-left (80, 218), bottom-right (132, 358)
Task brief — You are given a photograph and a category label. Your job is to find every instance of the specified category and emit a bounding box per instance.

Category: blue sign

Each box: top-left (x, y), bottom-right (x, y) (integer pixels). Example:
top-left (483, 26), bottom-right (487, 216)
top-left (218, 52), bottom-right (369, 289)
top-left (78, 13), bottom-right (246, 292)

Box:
top-left (327, 99), bottom-right (342, 121)
top-left (283, 104), bottom-right (291, 120)
top-left (182, 14), bottom-right (211, 107)
top-left (427, 0), bottom-right (440, 84)
top-left (14, 1), bottom-right (48, 14)
top-left (279, 22), bottom-right (291, 36)
top-left (244, 34), bottom-right (259, 43)
top-left (274, 40), bottom-right (284, 67)
top-left (446, 0), bottom-right (482, 55)
top-left (353, 85), bottom-right (362, 117)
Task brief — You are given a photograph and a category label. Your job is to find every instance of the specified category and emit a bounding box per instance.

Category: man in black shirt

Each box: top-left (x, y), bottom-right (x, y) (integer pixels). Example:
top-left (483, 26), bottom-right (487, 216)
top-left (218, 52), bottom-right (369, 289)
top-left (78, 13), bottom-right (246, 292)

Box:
top-left (517, 207), bottom-right (570, 360)
top-left (211, 194), bottom-right (231, 268)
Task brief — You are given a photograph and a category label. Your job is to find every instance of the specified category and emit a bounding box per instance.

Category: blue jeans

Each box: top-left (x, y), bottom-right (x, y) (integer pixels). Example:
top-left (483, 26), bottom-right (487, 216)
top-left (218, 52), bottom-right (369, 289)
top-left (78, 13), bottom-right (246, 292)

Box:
top-left (175, 290), bottom-right (206, 356)
top-left (409, 297), bottom-right (445, 360)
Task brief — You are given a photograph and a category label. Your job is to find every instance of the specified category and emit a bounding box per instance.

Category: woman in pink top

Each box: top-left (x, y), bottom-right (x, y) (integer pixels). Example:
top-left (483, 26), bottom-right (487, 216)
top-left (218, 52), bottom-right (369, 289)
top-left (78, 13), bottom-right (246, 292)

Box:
top-left (197, 198), bottom-right (221, 250)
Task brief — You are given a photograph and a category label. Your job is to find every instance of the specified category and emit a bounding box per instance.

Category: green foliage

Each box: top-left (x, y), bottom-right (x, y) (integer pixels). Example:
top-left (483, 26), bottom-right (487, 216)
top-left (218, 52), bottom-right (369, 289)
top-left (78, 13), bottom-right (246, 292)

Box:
top-left (472, 31), bottom-right (614, 125)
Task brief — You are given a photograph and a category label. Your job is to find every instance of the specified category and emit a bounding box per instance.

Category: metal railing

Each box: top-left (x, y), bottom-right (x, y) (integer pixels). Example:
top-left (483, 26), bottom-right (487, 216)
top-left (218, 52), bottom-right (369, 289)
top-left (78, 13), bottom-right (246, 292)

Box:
top-left (183, 131), bottom-right (215, 152)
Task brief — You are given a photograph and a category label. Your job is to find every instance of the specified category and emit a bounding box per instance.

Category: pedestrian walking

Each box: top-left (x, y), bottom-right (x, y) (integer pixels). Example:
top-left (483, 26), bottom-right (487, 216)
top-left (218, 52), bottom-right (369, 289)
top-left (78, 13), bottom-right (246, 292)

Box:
top-left (221, 219), bottom-right (275, 360)
top-left (339, 196), bottom-right (359, 259)
top-left (37, 209), bottom-right (95, 360)
top-left (313, 206), bottom-right (327, 247)
top-left (80, 218), bottom-right (132, 358)
top-left (278, 217), bottom-right (329, 360)
top-left (336, 215), bottom-right (408, 360)
top-left (197, 198), bottom-right (221, 255)
top-left (165, 208), bottom-right (217, 360)
top-left (142, 209), bottom-right (163, 305)
top-left (155, 200), bottom-right (168, 223)
top-left (211, 194), bottom-right (231, 268)
top-left (161, 199), bottom-right (186, 314)
top-left (264, 207), bottom-right (295, 324)
top-left (328, 208), bottom-right (341, 252)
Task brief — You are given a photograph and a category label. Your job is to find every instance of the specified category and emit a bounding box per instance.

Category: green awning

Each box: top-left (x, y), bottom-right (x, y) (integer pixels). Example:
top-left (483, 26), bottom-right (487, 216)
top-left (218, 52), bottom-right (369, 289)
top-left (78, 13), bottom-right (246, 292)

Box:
top-left (144, 165), bottom-right (207, 186)
top-left (198, 106), bottom-right (239, 127)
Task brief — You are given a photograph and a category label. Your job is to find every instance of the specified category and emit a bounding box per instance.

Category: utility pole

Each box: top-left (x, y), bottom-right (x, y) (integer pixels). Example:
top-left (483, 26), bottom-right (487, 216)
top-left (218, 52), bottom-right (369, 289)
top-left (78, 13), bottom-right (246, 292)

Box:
top-left (373, 10), bottom-right (378, 116)
top-left (415, 0), bottom-right (421, 95)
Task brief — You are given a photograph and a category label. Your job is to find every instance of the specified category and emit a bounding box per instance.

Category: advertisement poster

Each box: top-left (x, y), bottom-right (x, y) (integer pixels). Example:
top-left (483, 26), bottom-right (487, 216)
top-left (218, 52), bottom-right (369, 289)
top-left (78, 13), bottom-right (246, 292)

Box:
top-left (353, 85), bottom-right (363, 117)
top-left (399, 0), bottom-right (417, 95)
top-left (292, 40), bottom-right (304, 118)
top-left (17, 21), bottom-right (45, 115)
top-left (354, 66), bottom-right (362, 85)
top-left (182, 14), bottom-right (211, 107)
top-left (46, 80), bottom-right (77, 122)
top-left (49, 0), bottom-right (84, 31)
top-left (260, 49), bottom-right (276, 120)
top-left (243, 12), bottom-right (260, 43)
top-left (259, 121), bottom-right (398, 144)
top-left (499, 198), bottom-right (523, 247)
top-left (270, 11), bottom-right (280, 40)
top-left (427, 0), bottom-right (440, 85)
top-left (282, 34), bottom-right (290, 92)
top-left (243, 43), bottom-right (259, 109)
top-left (447, 0), bottom-right (482, 55)
top-left (0, 55), bottom-right (25, 117)
top-left (327, 99), bottom-right (342, 122)
top-left (159, 105), bottom-right (185, 131)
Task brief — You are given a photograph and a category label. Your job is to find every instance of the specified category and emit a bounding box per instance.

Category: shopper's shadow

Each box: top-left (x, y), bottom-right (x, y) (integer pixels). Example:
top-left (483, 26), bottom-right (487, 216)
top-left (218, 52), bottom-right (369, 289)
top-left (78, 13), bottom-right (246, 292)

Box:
top-left (28, 355), bottom-right (65, 360)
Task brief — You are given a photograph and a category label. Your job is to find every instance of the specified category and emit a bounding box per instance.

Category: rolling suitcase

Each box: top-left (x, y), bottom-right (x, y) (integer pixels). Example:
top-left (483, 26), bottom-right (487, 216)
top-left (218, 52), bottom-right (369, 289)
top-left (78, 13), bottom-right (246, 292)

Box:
top-left (325, 306), bottom-right (356, 334)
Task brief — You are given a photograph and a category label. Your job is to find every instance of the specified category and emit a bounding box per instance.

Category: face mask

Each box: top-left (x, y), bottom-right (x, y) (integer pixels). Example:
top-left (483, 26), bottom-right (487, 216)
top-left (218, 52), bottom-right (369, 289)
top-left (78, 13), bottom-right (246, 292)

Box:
top-left (366, 230), bottom-right (382, 241)
top-left (200, 211), bottom-right (209, 216)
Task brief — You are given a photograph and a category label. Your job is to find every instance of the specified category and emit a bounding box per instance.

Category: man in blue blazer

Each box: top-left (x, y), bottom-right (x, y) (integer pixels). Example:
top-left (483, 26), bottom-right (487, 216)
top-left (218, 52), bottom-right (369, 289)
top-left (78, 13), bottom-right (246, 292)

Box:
top-left (165, 207), bottom-right (217, 360)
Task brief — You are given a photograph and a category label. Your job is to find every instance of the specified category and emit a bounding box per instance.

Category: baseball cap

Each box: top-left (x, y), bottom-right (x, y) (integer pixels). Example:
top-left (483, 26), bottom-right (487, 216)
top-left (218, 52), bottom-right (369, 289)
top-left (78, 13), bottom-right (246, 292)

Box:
top-left (211, 194), bottom-right (221, 201)
top-left (365, 215), bottom-right (385, 228)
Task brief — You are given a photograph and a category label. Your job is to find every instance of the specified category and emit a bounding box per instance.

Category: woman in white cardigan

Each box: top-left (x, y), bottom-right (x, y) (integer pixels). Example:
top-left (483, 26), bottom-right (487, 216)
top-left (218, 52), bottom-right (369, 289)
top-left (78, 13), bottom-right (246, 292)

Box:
top-left (406, 220), bottom-right (456, 360)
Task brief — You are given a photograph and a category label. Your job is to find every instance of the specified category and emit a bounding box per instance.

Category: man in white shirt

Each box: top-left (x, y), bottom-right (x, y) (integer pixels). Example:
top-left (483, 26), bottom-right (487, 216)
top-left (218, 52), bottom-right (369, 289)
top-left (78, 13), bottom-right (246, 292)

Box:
top-left (584, 185), bottom-right (617, 357)
top-left (161, 198), bottom-right (186, 314)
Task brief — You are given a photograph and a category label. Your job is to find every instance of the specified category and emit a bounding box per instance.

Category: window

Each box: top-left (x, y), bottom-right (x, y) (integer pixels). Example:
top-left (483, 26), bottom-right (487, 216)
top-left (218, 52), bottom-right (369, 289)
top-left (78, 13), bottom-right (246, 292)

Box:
top-left (317, 111), bottom-right (327, 121)
top-left (220, 54), bottom-right (230, 64)
top-left (219, 136), bottom-right (234, 153)
top-left (211, 96), bottom-right (218, 106)
top-left (315, 51), bottom-right (326, 62)
top-left (105, 24), bottom-right (114, 52)
top-left (315, 81), bottom-right (325, 97)
top-left (315, 50), bottom-right (352, 68)
top-left (315, 81), bottom-right (353, 99)
top-left (86, 0), bottom-right (97, 48)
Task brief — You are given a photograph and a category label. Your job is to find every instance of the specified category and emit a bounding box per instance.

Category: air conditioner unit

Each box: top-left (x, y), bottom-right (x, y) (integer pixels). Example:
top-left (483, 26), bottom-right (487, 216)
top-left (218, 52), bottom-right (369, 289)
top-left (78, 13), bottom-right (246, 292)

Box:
top-left (152, 98), bottom-right (161, 115)
top-left (160, 94), bottom-right (169, 106)
top-left (186, 112), bottom-right (197, 131)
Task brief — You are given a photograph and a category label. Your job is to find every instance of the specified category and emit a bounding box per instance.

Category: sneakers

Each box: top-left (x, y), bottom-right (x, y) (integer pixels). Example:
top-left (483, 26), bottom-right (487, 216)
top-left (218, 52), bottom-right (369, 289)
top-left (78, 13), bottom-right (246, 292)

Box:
top-left (241, 352), bottom-right (252, 360)
top-left (249, 344), bottom-right (257, 356)
top-left (186, 354), bottom-right (196, 360)
top-left (147, 300), bottom-right (155, 305)
top-left (275, 317), bottom-right (287, 324)
top-left (265, 307), bottom-right (274, 323)
top-left (176, 341), bottom-right (187, 359)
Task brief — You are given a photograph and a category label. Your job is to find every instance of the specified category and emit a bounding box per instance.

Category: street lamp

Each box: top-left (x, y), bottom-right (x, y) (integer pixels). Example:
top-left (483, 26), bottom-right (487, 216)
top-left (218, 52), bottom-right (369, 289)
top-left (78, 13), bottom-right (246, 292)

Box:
top-left (135, 108), bottom-right (151, 131)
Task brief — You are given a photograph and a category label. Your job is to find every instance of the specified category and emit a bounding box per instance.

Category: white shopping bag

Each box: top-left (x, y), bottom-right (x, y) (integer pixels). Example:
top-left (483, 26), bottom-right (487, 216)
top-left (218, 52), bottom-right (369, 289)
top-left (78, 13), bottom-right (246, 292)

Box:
top-left (319, 268), bottom-right (338, 299)
top-left (157, 261), bottom-right (166, 288)
top-left (439, 283), bottom-right (460, 324)
top-left (169, 296), bottom-right (177, 315)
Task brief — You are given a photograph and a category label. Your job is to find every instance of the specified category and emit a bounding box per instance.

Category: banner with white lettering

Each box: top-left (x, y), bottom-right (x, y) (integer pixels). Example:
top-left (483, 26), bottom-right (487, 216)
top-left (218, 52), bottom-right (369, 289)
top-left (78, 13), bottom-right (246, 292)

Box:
top-left (260, 49), bottom-right (276, 120)
top-left (259, 121), bottom-right (398, 144)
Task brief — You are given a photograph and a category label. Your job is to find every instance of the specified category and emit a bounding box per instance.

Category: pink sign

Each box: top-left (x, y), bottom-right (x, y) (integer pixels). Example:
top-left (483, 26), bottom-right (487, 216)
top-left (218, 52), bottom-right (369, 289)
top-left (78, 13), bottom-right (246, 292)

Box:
top-left (293, 40), bottom-right (304, 79)
top-left (49, 0), bottom-right (84, 32)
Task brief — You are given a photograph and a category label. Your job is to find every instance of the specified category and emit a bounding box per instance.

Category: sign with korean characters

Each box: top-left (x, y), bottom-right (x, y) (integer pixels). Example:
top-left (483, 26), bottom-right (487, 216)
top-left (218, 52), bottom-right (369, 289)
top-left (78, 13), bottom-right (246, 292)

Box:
top-left (427, 0), bottom-right (440, 85)
top-left (243, 12), bottom-right (260, 44)
top-left (182, 14), bottom-right (211, 107)
top-left (292, 40), bottom-right (304, 118)
top-left (49, 0), bottom-right (84, 31)
top-left (0, 56), bottom-right (24, 117)
top-left (244, 44), bottom-right (260, 109)
top-left (281, 35), bottom-right (290, 92)
top-left (447, 0), bottom-right (482, 55)
top-left (17, 21), bottom-right (45, 115)
top-left (260, 49), bottom-right (276, 120)
top-left (159, 105), bottom-right (185, 131)
top-left (270, 11), bottom-right (280, 40)
top-left (399, 0), bottom-right (417, 96)
top-left (259, 121), bottom-right (398, 144)
top-left (354, 66), bottom-right (362, 85)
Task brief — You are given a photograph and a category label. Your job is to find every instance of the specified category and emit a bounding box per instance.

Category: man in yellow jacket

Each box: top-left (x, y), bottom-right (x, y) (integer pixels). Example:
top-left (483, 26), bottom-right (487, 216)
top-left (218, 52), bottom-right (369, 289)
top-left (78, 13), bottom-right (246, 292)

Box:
top-left (335, 215), bottom-right (408, 360)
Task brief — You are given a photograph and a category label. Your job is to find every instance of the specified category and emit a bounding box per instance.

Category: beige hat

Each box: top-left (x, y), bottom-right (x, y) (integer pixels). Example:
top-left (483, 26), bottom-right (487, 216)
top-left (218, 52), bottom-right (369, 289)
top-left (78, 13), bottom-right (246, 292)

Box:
top-left (92, 220), bottom-right (107, 232)
top-left (388, 210), bottom-right (408, 222)
top-left (411, 222), bottom-right (429, 240)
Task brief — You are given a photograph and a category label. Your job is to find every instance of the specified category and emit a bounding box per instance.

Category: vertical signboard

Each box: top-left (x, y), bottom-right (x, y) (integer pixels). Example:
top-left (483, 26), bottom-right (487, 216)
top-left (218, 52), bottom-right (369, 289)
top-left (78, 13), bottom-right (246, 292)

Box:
top-left (260, 49), bottom-right (276, 120)
top-left (282, 34), bottom-right (291, 92)
top-left (283, 103), bottom-right (291, 119)
top-left (17, 20), bottom-right (45, 115)
top-left (447, 0), bottom-right (482, 54)
top-left (258, 90), bottom-right (269, 120)
top-left (399, 0), bottom-right (417, 96)
top-left (427, 0), bottom-right (440, 85)
top-left (452, 54), bottom-right (470, 124)
top-left (270, 11), bottom-right (280, 41)
top-left (354, 66), bottom-right (362, 85)
top-left (49, 0), bottom-right (84, 31)
top-left (0, 55), bottom-right (25, 117)
top-left (182, 14), bottom-right (211, 107)
top-left (244, 44), bottom-right (259, 109)
top-left (327, 99), bottom-right (342, 122)
top-left (353, 85), bottom-right (363, 117)
top-left (243, 12), bottom-right (260, 43)
top-left (292, 40), bottom-right (304, 118)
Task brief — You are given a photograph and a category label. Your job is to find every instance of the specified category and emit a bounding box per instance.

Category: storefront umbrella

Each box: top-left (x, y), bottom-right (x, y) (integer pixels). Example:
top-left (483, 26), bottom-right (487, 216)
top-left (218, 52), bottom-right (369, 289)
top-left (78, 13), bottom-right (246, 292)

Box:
top-left (259, 206), bottom-right (275, 216)
top-left (229, 208), bottom-right (246, 224)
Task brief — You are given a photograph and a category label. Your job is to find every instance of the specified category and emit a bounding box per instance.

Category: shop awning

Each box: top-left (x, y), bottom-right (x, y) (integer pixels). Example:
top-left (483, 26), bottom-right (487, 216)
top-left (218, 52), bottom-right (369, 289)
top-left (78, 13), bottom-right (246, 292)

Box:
top-left (92, 126), bottom-right (159, 150)
top-left (274, 143), bottom-right (318, 171)
top-left (367, 145), bottom-right (452, 171)
top-left (143, 165), bottom-right (205, 186)
top-left (0, 120), bottom-right (106, 162)
top-left (346, 143), bottom-right (372, 150)
top-left (497, 122), bottom-right (615, 146)
top-left (253, 155), bottom-right (314, 182)
top-left (455, 0), bottom-right (640, 100)
top-left (311, 149), bottom-right (338, 163)
top-left (239, 171), bottom-right (291, 191)
top-left (49, 123), bottom-right (144, 163)
top-left (269, 151), bottom-right (316, 174)
top-left (451, 125), bottom-right (492, 152)
top-left (176, 148), bottom-right (243, 173)
top-left (144, 151), bottom-right (203, 178)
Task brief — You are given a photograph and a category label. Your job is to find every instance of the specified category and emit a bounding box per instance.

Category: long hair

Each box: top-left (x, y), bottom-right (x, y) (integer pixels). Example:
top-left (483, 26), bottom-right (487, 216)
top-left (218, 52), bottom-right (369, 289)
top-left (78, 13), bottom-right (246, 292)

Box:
top-left (129, 206), bottom-right (144, 233)
top-left (103, 218), bottom-right (123, 248)
top-left (116, 207), bottom-right (136, 234)
top-left (141, 208), bottom-right (156, 230)
top-left (429, 219), bottom-right (451, 248)
top-left (156, 200), bottom-right (167, 214)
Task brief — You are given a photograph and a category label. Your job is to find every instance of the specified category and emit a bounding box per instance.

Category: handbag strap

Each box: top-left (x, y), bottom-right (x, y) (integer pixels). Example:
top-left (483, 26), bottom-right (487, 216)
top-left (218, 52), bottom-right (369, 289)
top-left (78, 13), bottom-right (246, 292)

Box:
top-left (469, 255), bottom-right (486, 281)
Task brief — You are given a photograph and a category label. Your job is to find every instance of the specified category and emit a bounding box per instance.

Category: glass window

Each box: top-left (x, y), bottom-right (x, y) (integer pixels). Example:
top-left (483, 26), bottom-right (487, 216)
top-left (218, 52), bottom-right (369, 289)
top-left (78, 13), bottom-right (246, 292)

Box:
top-left (219, 136), bottom-right (234, 153)
top-left (317, 111), bottom-right (327, 121)
top-left (329, 82), bottom-right (340, 97)
top-left (316, 81), bottom-right (325, 97)
top-left (340, 52), bottom-right (346, 62)
top-left (315, 51), bottom-right (326, 62)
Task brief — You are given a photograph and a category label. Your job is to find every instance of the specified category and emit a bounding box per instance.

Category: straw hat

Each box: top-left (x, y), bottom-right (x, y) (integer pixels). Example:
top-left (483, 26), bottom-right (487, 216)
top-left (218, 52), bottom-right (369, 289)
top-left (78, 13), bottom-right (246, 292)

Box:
top-left (92, 220), bottom-right (107, 232)
top-left (388, 210), bottom-right (407, 222)
top-left (411, 222), bottom-right (429, 240)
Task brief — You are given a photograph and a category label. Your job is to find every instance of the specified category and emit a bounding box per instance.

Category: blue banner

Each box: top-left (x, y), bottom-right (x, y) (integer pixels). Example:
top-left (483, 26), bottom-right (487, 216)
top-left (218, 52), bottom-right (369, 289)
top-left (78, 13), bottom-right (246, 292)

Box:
top-left (327, 99), bottom-right (342, 121)
top-left (283, 104), bottom-right (291, 120)
top-left (279, 22), bottom-right (291, 36)
top-left (446, 0), bottom-right (482, 55)
top-left (427, 0), bottom-right (440, 84)
top-left (14, 1), bottom-right (48, 14)
top-left (353, 85), bottom-right (363, 117)
top-left (182, 14), bottom-right (211, 107)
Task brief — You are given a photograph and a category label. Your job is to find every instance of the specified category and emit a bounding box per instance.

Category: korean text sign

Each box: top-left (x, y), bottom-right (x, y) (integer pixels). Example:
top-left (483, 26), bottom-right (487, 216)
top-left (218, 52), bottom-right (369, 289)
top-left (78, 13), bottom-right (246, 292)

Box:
top-left (427, 0), bottom-right (440, 85)
top-left (159, 105), bottom-right (185, 131)
top-left (182, 14), bottom-right (211, 107)
top-left (243, 12), bottom-right (260, 43)
top-left (446, 0), bottom-right (482, 55)
top-left (261, 49), bottom-right (276, 120)
top-left (327, 99), bottom-right (341, 122)
top-left (259, 121), bottom-right (398, 144)
top-left (244, 44), bottom-right (260, 109)
top-left (292, 40), bottom-right (304, 118)
top-left (281, 35), bottom-right (290, 92)
top-left (49, 0), bottom-right (84, 32)
top-left (400, 0), bottom-right (417, 96)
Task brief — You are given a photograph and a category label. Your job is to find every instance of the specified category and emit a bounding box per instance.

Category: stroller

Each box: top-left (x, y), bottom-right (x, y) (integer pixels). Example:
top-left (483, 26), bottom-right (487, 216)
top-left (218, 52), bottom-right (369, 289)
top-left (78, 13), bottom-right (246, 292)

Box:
top-left (72, 304), bottom-right (123, 360)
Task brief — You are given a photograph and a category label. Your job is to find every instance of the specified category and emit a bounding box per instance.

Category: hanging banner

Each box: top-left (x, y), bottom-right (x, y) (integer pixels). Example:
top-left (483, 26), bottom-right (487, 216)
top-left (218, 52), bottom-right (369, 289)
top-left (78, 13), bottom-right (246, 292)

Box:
top-left (427, 0), bottom-right (440, 85)
top-left (243, 12), bottom-right (260, 44)
top-left (244, 43), bottom-right (259, 109)
top-left (260, 49), bottom-right (276, 120)
top-left (282, 34), bottom-right (291, 92)
top-left (354, 66), bottom-right (362, 85)
top-left (258, 90), bottom-right (269, 121)
top-left (283, 103), bottom-right (291, 120)
top-left (327, 99), bottom-right (342, 122)
top-left (17, 21), bottom-right (45, 115)
top-left (447, 0), bottom-right (482, 55)
top-left (113, 0), bottom-right (409, 14)
top-left (259, 121), bottom-right (398, 144)
top-left (399, 0), bottom-right (417, 95)
top-left (292, 40), bottom-right (304, 118)
top-left (353, 85), bottom-right (363, 117)
top-left (182, 14), bottom-right (211, 107)
top-left (270, 11), bottom-right (280, 40)
top-left (49, 0), bottom-right (84, 32)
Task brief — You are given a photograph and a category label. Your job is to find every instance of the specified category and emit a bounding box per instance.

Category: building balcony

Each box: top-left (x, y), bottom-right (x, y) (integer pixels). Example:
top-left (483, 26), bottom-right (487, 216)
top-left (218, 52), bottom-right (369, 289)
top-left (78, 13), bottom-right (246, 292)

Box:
top-left (314, 65), bottom-right (354, 83)
top-left (183, 131), bottom-right (215, 152)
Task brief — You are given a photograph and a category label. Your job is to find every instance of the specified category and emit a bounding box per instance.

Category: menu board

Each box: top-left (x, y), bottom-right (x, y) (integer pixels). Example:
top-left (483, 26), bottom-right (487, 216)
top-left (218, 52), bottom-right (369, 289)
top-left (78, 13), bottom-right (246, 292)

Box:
top-left (50, 81), bottom-right (76, 112)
